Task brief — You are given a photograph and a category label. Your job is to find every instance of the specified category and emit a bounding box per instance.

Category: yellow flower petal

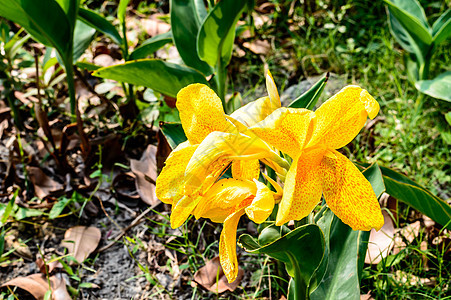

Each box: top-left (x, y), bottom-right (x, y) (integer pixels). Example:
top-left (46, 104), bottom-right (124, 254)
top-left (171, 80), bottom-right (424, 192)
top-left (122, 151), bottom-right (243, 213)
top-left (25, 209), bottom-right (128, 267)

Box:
top-left (230, 96), bottom-right (279, 128)
top-left (184, 131), bottom-right (279, 194)
top-left (245, 180), bottom-right (275, 223)
top-left (170, 194), bottom-right (199, 228)
top-left (176, 84), bottom-right (230, 144)
top-left (275, 148), bottom-right (325, 225)
top-left (219, 209), bottom-right (245, 283)
top-left (193, 179), bottom-right (256, 222)
top-left (249, 107), bottom-right (315, 158)
top-left (232, 159), bottom-right (260, 181)
top-left (319, 149), bottom-right (384, 231)
top-left (266, 70), bottom-right (280, 107)
top-left (155, 141), bottom-right (198, 204)
top-left (307, 86), bottom-right (379, 150)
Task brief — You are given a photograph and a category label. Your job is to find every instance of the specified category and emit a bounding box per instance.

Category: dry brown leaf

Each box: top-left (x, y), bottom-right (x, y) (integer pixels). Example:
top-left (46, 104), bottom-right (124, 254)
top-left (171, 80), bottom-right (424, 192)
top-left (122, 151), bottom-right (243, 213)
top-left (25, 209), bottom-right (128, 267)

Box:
top-left (61, 226), bottom-right (101, 264)
top-left (36, 257), bottom-right (63, 274)
top-left (360, 292), bottom-right (375, 300)
top-left (192, 256), bottom-right (244, 293)
top-left (27, 166), bottom-right (64, 199)
top-left (243, 40), bottom-right (271, 55)
top-left (130, 144), bottom-right (159, 206)
top-left (365, 210), bottom-right (394, 264)
top-left (1, 273), bottom-right (70, 300)
top-left (393, 221), bottom-right (421, 255)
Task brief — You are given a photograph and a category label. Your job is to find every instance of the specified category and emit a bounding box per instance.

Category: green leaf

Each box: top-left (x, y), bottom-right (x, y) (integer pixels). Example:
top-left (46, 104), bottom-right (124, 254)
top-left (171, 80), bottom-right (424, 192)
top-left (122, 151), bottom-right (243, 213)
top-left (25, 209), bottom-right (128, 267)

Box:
top-left (288, 73), bottom-right (328, 109)
top-left (15, 207), bottom-right (44, 220)
top-left (0, 0), bottom-right (72, 57)
top-left (239, 224), bottom-right (325, 299)
top-left (76, 61), bottom-right (101, 72)
top-left (55, 0), bottom-right (80, 31)
top-left (432, 9), bottom-right (451, 44)
top-left (93, 59), bottom-right (209, 98)
top-left (415, 71), bottom-right (451, 102)
top-left (49, 197), bottom-right (72, 219)
top-left (197, 0), bottom-right (247, 67)
top-left (73, 20), bottom-right (96, 62)
top-left (160, 122), bottom-right (187, 149)
top-left (311, 209), bottom-right (370, 300)
top-left (78, 7), bottom-right (122, 45)
top-left (0, 196), bottom-right (15, 226)
top-left (360, 163), bottom-right (386, 199)
top-left (379, 165), bottom-right (451, 230)
top-left (130, 31), bottom-right (173, 60)
top-left (445, 112), bottom-right (451, 126)
top-left (384, 0), bottom-right (432, 46)
top-left (171, 0), bottom-right (213, 75)
top-left (117, 0), bottom-right (130, 25)
top-left (388, 10), bottom-right (427, 58)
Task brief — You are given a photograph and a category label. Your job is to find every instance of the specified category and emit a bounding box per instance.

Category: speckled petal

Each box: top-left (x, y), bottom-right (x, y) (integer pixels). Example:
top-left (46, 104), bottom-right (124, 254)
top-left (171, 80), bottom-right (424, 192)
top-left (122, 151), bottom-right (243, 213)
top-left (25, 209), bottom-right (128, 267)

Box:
top-left (193, 179), bottom-right (256, 222)
top-left (232, 159), bottom-right (260, 180)
top-left (249, 107), bottom-right (315, 158)
top-left (155, 141), bottom-right (197, 204)
top-left (176, 84), bottom-right (231, 144)
top-left (219, 209), bottom-right (245, 283)
top-left (307, 86), bottom-right (379, 150)
top-left (170, 194), bottom-right (199, 228)
top-left (266, 70), bottom-right (280, 107)
top-left (319, 149), bottom-right (384, 231)
top-left (245, 180), bottom-right (275, 223)
top-left (230, 96), bottom-right (279, 128)
top-left (275, 148), bottom-right (325, 226)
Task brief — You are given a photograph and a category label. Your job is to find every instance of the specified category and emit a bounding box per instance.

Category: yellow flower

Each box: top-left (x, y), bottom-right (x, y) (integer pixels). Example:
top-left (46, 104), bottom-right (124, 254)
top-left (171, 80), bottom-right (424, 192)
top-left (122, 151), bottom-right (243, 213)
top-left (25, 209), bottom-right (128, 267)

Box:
top-left (156, 71), bottom-right (287, 229)
top-left (193, 178), bottom-right (276, 283)
top-left (250, 86), bottom-right (384, 230)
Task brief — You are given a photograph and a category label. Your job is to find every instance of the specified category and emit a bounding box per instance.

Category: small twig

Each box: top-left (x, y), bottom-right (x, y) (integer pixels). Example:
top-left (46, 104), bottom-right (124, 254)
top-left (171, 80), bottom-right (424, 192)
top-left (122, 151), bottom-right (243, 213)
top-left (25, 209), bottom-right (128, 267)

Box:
top-left (97, 203), bottom-right (159, 252)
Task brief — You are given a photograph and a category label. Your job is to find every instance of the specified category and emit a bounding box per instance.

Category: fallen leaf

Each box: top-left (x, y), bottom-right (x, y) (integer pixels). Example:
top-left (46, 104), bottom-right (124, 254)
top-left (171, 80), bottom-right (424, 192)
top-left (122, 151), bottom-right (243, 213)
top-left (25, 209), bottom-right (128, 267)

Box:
top-left (365, 210), bottom-right (394, 264)
top-left (36, 257), bottom-right (63, 274)
top-left (61, 226), bottom-right (101, 264)
top-left (393, 221), bottom-right (421, 255)
top-left (141, 14), bottom-right (171, 37)
top-left (1, 273), bottom-right (70, 300)
top-left (242, 40), bottom-right (271, 55)
top-left (192, 256), bottom-right (244, 293)
top-left (130, 144), bottom-right (159, 206)
top-left (27, 166), bottom-right (64, 199)
top-left (112, 172), bottom-right (140, 207)
top-left (360, 292), bottom-right (375, 300)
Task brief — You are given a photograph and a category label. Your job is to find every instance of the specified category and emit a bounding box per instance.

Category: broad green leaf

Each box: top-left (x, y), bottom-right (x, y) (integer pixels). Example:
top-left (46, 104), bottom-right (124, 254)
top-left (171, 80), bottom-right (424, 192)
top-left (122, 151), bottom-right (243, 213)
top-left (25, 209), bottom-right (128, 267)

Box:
top-left (0, 0), bottom-right (72, 57)
top-left (415, 71), bottom-right (451, 102)
top-left (130, 31), bottom-right (173, 60)
top-left (379, 165), bottom-right (451, 230)
top-left (78, 7), bottom-right (122, 45)
top-left (388, 11), bottom-right (424, 56)
top-left (311, 209), bottom-right (370, 300)
top-left (4, 30), bottom-right (30, 59)
top-left (76, 61), bottom-right (101, 72)
top-left (49, 197), bottom-right (72, 219)
top-left (288, 73), bottom-right (328, 109)
top-left (445, 112), bottom-right (451, 126)
top-left (117, 0), bottom-right (130, 25)
top-left (360, 163), bottom-right (386, 199)
top-left (55, 0), bottom-right (80, 31)
top-left (160, 122), bottom-right (187, 149)
top-left (194, 0), bottom-right (208, 21)
top-left (197, 0), bottom-right (247, 67)
top-left (73, 20), bottom-right (96, 62)
top-left (239, 224), bottom-right (325, 299)
top-left (384, 0), bottom-right (432, 46)
top-left (92, 59), bottom-right (209, 98)
top-left (171, 0), bottom-right (213, 75)
top-left (432, 9), bottom-right (451, 44)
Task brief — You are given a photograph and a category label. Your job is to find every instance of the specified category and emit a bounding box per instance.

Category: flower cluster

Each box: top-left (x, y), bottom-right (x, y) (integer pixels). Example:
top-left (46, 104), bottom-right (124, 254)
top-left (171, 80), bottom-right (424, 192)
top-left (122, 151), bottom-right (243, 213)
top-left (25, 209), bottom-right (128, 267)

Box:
top-left (156, 71), bottom-right (384, 283)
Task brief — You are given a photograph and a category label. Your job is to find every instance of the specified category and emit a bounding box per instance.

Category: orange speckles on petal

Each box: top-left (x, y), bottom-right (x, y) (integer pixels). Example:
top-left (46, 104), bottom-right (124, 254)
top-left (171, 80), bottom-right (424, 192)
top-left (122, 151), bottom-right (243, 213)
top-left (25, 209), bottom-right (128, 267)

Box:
top-left (319, 150), bottom-right (384, 231)
top-left (176, 84), bottom-right (230, 144)
top-left (232, 159), bottom-right (260, 181)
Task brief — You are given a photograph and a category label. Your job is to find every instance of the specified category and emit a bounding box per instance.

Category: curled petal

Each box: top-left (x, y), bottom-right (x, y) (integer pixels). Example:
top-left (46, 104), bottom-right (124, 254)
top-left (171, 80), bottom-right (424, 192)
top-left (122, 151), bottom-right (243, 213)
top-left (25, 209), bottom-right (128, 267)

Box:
top-left (193, 179), bottom-right (256, 222)
top-left (219, 209), bottom-right (245, 283)
top-left (184, 132), bottom-right (281, 194)
top-left (250, 107), bottom-right (315, 158)
top-left (232, 159), bottom-right (260, 181)
top-left (230, 96), bottom-right (279, 128)
top-left (155, 142), bottom-right (197, 204)
top-left (245, 180), bottom-right (275, 223)
top-left (319, 150), bottom-right (384, 231)
top-left (275, 148), bottom-right (325, 225)
top-left (177, 84), bottom-right (231, 144)
top-left (307, 86), bottom-right (379, 150)
top-left (266, 70), bottom-right (280, 107)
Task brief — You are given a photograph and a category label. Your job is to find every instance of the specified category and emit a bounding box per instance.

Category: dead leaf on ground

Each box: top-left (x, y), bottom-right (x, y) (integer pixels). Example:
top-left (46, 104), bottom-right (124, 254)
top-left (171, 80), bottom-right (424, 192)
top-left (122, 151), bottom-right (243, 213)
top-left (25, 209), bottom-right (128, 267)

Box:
top-left (61, 226), bottom-right (101, 264)
top-left (130, 144), bottom-right (159, 206)
top-left (1, 273), bottom-right (70, 300)
top-left (393, 221), bottom-right (421, 255)
top-left (27, 166), bottom-right (64, 199)
top-left (242, 40), bottom-right (271, 55)
top-left (192, 256), bottom-right (244, 293)
top-left (141, 14), bottom-right (171, 37)
top-left (365, 210), bottom-right (394, 264)
top-left (5, 233), bottom-right (33, 261)
top-left (36, 257), bottom-right (63, 274)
